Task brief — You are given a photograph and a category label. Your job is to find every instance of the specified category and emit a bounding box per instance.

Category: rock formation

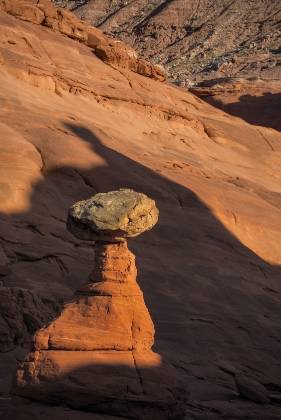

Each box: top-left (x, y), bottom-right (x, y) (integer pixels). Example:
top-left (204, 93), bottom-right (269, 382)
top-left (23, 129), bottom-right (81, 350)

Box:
top-left (14, 190), bottom-right (188, 419)
top-left (1, 3), bottom-right (281, 419)
top-left (0, 0), bottom-right (166, 81)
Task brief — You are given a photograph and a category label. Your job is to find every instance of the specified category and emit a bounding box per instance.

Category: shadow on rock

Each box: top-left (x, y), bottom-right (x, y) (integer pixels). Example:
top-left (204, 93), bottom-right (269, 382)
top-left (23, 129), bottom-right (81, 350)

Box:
top-left (198, 91), bottom-right (281, 131)
top-left (1, 123), bottom-right (281, 418)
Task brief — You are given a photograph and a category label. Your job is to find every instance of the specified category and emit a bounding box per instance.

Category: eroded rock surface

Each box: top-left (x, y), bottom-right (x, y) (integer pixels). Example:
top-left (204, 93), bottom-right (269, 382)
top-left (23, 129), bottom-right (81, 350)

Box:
top-left (14, 193), bottom-right (188, 419)
top-left (0, 287), bottom-right (57, 352)
top-left (67, 189), bottom-right (159, 241)
top-left (33, 241), bottom-right (155, 352)
top-left (191, 78), bottom-right (281, 132)
top-left (0, 0), bottom-right (166, 81)
top-left (234, 374), bottom-right (270, 404)
top-left (0, 2), bottom-right (281, 419)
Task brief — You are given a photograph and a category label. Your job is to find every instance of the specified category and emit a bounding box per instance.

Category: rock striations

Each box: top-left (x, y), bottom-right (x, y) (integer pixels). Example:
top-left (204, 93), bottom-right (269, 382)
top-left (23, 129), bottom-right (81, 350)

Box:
top-left (14, 190), bottom-right (188, 419)
top-left (1, 2), bottom-right (281, 419)
top-left (0, 0), bottom-right (166, 81)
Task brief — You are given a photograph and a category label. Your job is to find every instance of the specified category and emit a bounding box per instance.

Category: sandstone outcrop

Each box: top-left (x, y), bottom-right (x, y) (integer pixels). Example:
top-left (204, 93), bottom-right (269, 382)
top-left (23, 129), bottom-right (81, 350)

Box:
top-left (191, 78), bottom-right (281, 132)
top-left (33, 241), bottom-right (155, 353)
top-left (14, 190), bottom-right (187, 419)
top-left (1, 4), bottom-right (281, 419)
top-left (0, 0), bottom-right (166, 81)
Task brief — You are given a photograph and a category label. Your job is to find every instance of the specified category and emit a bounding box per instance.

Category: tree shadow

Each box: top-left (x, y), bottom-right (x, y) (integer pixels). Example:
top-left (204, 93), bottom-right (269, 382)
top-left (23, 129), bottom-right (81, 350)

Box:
top-left (198, 91), bottom-right (281, 131)
top-left (2, 122), bottom-right (281, 417)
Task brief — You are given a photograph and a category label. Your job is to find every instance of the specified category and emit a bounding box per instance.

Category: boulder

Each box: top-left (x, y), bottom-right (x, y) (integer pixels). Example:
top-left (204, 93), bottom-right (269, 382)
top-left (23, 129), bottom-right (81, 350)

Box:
top-left (86, 26), bottom-right (108, 50)
top-left (67, 189), bottom-right (159, 242)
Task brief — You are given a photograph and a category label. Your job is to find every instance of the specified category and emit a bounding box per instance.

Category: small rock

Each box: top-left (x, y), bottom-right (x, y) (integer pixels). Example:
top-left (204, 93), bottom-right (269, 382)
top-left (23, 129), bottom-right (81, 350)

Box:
top-left (67, 188), bottom-right (159, 241)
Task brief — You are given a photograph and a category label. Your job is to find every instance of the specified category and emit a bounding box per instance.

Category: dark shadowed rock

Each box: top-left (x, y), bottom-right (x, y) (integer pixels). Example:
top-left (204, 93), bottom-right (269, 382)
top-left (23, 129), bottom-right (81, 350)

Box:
top-left (235, 374), bottom-right (270, 404)
top-left (0, 287), bottom-right (57, 352)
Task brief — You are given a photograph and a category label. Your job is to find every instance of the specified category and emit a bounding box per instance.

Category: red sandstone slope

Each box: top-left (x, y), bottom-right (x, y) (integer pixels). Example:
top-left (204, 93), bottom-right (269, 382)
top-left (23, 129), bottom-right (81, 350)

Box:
top-left (0, 1), bottom-right (281, 419)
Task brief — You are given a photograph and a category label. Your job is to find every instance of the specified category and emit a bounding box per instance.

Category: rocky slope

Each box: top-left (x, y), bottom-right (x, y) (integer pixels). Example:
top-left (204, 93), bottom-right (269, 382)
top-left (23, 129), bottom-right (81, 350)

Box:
top-left (54, 0), bottom-right (281, 86)
top-left (0, 1), bottom-right (281, 419)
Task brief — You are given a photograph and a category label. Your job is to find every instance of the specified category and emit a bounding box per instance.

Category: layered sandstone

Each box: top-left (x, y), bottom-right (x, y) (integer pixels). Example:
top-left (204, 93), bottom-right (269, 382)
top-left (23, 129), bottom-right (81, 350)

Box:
top-left (33, 241), bottom-right (155, 352)
top-left (1, 3), bottom-right (281, 419)
top-left (0, 0), bottom-right (166, 81)
top-left (14, 191), bottom-right (187, 419)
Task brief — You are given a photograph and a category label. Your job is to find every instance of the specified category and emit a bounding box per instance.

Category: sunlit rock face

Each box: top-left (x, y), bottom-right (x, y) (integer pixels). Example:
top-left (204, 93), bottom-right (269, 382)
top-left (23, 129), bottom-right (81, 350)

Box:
top-left (67, 189), bottom-right (159, 241)
top-left (14, 192), bottom-right (188, 419)
top-left (33, 241), bottom-right (155, 353)
top-left (1, 1), bottom-right (281, 419)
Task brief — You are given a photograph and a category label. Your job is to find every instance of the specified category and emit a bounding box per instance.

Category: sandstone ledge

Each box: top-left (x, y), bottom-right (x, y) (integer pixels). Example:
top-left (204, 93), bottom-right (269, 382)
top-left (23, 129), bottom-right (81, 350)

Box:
top-left (0, 0), bottom-right (166, 81)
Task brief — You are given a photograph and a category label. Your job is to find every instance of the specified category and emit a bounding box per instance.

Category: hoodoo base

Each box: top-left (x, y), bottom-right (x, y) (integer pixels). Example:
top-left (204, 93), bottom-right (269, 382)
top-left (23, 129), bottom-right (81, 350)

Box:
top-left (15, 349), bottom-right (188, 419)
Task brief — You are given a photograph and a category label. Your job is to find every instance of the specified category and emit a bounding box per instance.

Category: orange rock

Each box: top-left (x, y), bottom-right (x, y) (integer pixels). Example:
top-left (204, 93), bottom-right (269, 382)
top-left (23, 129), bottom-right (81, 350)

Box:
top-left (15, 349), bottom-right (188, 419)
top-left (33, 241), bottom-right (155, 352)
top-left (86, 26), bottom-right (108, 49)
top-left (1, 0), bottom-right (45, 24)
top-left (44, 8), bottom-right (88, 42)
top-left (12, 192), bottom-right (188, 417)
top-left (13, 215), bottom-right (187, 418)
top-left (2, 3), bottom-right (281, 419)
top-left (0, 0), bottom-right (166, 80)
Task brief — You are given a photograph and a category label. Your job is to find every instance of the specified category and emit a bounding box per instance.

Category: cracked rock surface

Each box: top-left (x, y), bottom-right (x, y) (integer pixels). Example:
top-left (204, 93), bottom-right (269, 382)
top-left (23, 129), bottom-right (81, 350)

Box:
top-left (67, 189), bottom-right (159, 241)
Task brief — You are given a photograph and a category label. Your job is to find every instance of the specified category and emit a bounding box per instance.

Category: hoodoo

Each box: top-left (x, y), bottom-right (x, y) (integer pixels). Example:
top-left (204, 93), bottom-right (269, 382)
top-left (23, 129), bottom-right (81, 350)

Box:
top-left (14, 189), bottom-right (188, 419)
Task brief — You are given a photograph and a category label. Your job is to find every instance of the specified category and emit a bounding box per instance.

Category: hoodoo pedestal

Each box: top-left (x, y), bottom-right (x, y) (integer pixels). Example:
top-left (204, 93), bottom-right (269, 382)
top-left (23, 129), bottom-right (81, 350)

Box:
top-left (33, 240), bottom-right (155, 353)
top-left (14, 190), bottom-right (188, 419)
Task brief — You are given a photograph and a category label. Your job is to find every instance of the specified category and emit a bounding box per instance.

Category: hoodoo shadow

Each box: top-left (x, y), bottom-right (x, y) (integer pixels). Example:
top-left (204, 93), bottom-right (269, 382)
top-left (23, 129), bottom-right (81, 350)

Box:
top-left (1, 123), bottom-right (281, 418)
